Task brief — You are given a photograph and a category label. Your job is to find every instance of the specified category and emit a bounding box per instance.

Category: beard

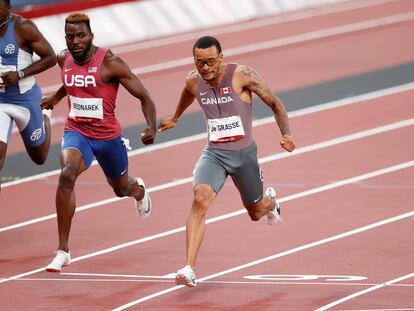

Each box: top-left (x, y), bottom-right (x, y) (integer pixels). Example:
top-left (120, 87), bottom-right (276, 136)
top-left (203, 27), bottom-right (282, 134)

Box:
top-left (70, 40), bottom-right (93, 62)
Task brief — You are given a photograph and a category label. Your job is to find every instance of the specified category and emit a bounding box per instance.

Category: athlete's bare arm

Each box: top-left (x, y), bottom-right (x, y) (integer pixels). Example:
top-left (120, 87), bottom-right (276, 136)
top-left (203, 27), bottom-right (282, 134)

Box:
top-left (56, 50), bottom-right (67, 68)
top-left (103, 50), bottom-right (156, 145)
top-left (236, 65), bottom-right (295, 152)
top-left (40, 51), bottom-right (68, 110)
top-left (1, 16), bottom-right (56, 86)
top-left (158, 70), bottom-right (197, 132)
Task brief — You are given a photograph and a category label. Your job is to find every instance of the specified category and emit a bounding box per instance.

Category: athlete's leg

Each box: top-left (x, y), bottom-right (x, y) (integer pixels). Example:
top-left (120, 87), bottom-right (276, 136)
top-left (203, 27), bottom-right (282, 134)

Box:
top-left (94, 136), bottom-right (144, 200)
top-left (25, 112), bottom-right (51, 165)
top-left (243, 195), bottom-right (275, 221)
top-left (231, 142), bottom-right (275, 221)
top-left (53, 132), bottom-right (93, 252)
top-left (186, 183), bottom-right (216, 268)
top-left (106, 172), bottom-right (144, 201)
top-left (17, 87), bottom-right (52, 164)
top-left (186, 148), bottom-right (227, 269)
top-left (55, 147), bottom-right (87, 252)
top-left (0, 141), bottom-right (6, 171)
top-left (0, 108), bottom-right (13, 172)
top-left (46, 146), bottom-right (86, 272)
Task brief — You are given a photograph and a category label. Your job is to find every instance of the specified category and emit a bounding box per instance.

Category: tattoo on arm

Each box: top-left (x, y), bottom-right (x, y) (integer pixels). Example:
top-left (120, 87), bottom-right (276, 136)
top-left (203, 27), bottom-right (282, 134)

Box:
top-left (241, 65), bottom-right (291, 136)
top-left (240, 66), bottom-right (274, 102)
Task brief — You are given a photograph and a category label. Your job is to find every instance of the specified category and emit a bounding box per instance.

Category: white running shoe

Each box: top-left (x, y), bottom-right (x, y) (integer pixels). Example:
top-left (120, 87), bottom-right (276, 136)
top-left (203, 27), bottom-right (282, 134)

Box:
top-left (46, 250), bottom-right (71, 272)
top-left (175, 265), bottom-right (197, 288)
top-left (135, 178), bottom-right (152, 218)
top-left (265, 187), bottom-right (282, 225)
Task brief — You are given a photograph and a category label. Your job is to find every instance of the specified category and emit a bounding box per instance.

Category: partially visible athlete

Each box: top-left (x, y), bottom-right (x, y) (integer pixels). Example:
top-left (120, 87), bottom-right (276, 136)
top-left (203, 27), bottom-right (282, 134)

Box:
top-left (159, 36), bottom-right (295, 287)
top-left (41, 13), bottom-right (156, 272)
top-left (0, 0), bottom-right (56, 189)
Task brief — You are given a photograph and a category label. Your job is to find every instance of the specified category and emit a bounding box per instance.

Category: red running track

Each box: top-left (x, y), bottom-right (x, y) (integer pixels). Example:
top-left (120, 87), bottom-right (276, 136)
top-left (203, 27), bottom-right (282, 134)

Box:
top-left (1, 0), bottom-right (413, 310)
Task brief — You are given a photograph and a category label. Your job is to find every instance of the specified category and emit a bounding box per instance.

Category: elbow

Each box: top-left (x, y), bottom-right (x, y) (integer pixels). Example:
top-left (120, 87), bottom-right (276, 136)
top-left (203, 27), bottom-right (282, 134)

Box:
top-left (50, 55), bottom-right (58, 67)
top-left (45, 54), bottom-right (58, 69)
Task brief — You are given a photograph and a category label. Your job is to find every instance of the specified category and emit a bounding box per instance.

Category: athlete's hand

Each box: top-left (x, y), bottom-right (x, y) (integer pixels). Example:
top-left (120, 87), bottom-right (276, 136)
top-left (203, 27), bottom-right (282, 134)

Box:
top-left (280, 134), bottom-right (295, 152)
top-left (0, 71), bottom-right (19, 86)
top-left (40, 96), bottom-right (59, 110)
top-left (158, 117), bottom-right (177, 132)
top-left (141, 127), bottom-right (155, 145)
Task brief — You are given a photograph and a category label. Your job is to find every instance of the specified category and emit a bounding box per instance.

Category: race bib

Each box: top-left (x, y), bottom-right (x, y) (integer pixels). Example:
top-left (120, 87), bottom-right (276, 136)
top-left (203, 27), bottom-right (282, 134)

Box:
top-left (208, 115), bottom-right (245, 142)
top-left (69, 95), bottom-right (103, 121)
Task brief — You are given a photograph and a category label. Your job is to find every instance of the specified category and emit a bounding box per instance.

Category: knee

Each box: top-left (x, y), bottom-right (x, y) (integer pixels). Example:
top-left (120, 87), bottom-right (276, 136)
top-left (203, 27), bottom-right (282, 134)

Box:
top-left (192, 193), bottom-right (212, 217)
top-left (58, 167), bottom-right (77, 190)
top-left (29, 149), bottom-right (48, 165)
top-left (193, 191), bottom-right (211, 206)
top-left (32, 156), bottom-right (46, 165)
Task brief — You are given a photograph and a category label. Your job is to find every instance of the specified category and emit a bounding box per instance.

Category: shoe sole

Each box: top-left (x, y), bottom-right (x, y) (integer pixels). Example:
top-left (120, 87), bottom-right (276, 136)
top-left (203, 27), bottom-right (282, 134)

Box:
top-left (45, 264), bottom-right (69, 273)
top-left (175, 274), bottom-right (196, 287)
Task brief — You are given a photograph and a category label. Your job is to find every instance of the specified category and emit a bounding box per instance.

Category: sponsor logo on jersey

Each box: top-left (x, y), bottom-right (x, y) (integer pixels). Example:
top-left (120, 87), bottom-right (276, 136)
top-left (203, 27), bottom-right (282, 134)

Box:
top-left (5, 44), bottom-right (15, 54)
top-left (64, 74), bottom-right (97, 87)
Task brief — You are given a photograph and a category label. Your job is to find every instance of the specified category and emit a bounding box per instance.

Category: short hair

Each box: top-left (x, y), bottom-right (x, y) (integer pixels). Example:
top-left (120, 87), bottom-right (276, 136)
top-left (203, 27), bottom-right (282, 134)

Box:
top-left (193, 36), bottom-right (222, 56)
top-left (2, 0), bottom-right (10, 6)
top-left (65, 13), bottom-right (92, 33)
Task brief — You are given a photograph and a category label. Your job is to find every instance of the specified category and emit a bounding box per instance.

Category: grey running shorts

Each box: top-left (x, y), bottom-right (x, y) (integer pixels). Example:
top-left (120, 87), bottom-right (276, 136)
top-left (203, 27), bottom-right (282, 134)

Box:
top-left (193, 141), bottom-right (263, 205)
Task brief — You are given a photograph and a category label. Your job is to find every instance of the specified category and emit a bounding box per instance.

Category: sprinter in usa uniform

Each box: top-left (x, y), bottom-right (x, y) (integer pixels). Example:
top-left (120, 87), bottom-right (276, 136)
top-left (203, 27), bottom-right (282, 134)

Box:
top-left (41, 13), bottom-right (157, 272)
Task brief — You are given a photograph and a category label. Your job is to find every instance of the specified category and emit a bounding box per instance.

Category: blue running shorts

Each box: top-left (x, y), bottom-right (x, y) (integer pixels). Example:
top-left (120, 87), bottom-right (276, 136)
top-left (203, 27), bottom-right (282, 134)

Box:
top-left (0, 85), bottom-right (45, 146)
top-left (62, 131), bottom-right (128, 179)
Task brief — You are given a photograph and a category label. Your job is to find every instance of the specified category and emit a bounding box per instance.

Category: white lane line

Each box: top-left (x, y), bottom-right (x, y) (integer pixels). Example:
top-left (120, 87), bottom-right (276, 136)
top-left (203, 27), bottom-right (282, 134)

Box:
top-left (5, 278), bottom-right (414, 288)
top-left (1, 118), bottom-right (413, 233)
top-left (200, 281), bottom-right (414, 288)
top-left (3, 80), bottom-right (414, 189)
top-left (112, 205), bottom-right (414, 310)
top-left (129, 12), bottom-right (414, 76)
top-left (338, 308), bottom-right (414, 311)
top-left (60, 272), bottom-right (175, 279)
top-left (1, 160), bottom-right (413, 286)
top-left (112, 0), bottom-right (393, 54)
top-left (40, 11), bottom-right (414, 94)
top-left (315, 272), bottom-right (414, 310)
top-left (4, 278), bottom-right (174, 283)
